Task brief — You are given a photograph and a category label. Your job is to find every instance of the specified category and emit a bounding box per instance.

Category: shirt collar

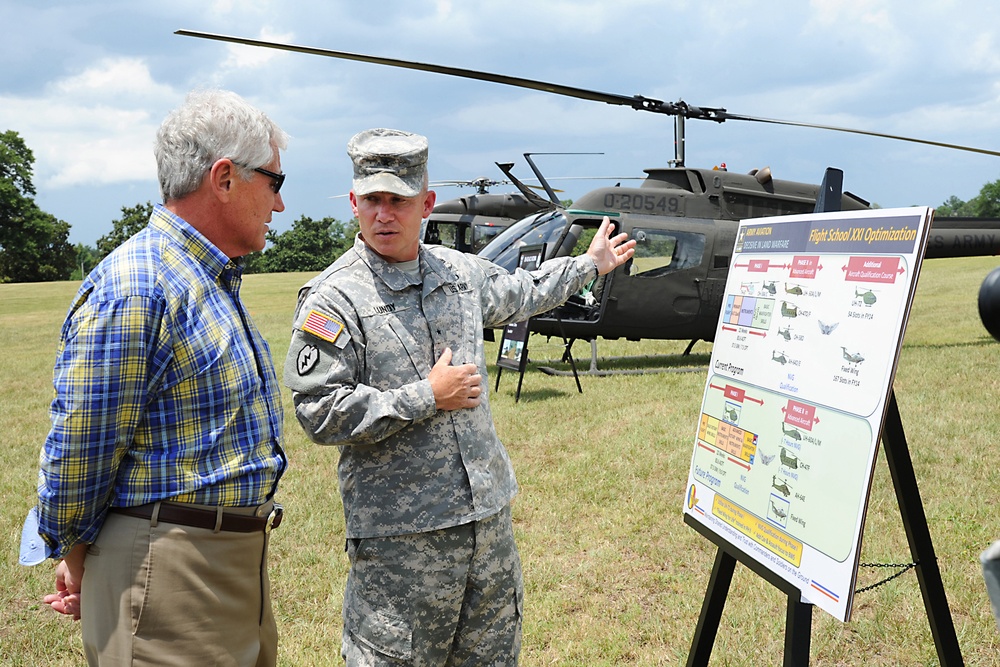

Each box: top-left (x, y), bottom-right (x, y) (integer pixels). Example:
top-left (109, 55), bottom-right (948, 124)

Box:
top-left (353, 235), bottom-right (458, 293)
top-left (150, 204), bottom-right (240, 283)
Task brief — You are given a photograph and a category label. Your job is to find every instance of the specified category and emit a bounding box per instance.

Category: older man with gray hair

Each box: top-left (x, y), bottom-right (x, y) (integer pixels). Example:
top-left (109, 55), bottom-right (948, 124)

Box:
top-left (21, 89), bottom-right (289, 666)
top-left (284, 127), bottom-right (634, 665)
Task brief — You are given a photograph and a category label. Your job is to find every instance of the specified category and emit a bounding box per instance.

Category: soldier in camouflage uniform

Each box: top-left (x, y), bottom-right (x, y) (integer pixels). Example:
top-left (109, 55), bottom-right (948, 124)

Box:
top-left (283, 128), bottom-right (635, 666)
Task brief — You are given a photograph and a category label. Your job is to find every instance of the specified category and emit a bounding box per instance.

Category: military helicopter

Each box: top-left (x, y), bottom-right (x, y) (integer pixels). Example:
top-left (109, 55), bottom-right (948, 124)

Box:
top-left (423, 177), bottom-right (540, 254)
top-left (176, 30), bottom-right (1000, 347)
top-left (424, 168), bottom-right (565, 254)
top-left (424, 156), bottom-right (620, 254)
top-left (333, 175), bottom-right (541, 253)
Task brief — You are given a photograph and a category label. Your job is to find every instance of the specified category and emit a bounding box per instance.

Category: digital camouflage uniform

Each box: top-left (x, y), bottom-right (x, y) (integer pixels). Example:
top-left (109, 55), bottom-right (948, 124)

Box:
top-left (284, 236), bottom-right (596, 665)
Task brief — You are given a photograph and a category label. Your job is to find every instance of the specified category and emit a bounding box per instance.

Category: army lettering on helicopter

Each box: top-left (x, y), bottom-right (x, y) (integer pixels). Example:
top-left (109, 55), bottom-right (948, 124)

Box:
top-left (176, 30), bottom-right (1000, 346)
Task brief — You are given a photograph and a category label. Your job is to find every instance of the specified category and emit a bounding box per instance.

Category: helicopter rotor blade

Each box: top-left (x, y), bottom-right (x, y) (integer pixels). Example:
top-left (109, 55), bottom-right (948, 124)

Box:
top-left (429, 179), bottom-right (562, 193)
top-left (722, 112), bottom-right (1000, 158)
top-left (175, 29), bottom-right (1000, 159)
top-left (173, 30), bottom-right (721, 118)
top-left (429, 180), bottom-right (510, 188)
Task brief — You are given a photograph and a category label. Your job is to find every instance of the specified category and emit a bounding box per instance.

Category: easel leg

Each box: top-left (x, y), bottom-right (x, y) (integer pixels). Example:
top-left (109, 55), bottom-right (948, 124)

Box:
top-left (783, 597), bottom-right (812, 666)
top-left (686, 548), bottom-right (737, 667)
top-left (563, 341), bottom-right (582, 393)
top-left (882, 391), bottom-right (964, 666)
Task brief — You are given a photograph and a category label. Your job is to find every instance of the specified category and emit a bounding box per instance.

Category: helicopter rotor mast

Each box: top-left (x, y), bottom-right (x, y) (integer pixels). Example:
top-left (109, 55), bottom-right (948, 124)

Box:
top-left (175, 29), bottom-right (1000, 162)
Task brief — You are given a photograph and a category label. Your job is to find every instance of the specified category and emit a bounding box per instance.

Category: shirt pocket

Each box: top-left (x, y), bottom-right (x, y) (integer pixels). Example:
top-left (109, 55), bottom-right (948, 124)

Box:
top-left (361, 309), bottom-right (428, 390)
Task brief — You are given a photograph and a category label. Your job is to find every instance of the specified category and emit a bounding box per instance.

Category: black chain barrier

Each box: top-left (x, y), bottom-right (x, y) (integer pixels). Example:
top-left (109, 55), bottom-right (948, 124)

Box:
top-left (854, 561), bottom-right (918, 595)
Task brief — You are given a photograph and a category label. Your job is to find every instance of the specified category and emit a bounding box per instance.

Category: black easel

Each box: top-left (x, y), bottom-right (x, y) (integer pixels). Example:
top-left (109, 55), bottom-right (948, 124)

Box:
top-left (881, 391), bottom-right (963, 666)
top-left (494, 243), bottom-right (583, 402)
top-left (495, 318), bottom-right (531, 403)
top-left (495, 245), bottom-right (545, 403)
top-left (685, 389), bottom-right (963, 666)
top-left (494, 319), bottom-right (583, 402)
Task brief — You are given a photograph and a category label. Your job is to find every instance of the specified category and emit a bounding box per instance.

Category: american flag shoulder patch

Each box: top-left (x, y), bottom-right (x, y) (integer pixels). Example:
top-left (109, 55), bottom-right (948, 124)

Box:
top-left (302, 309), bottom-right (345, 344)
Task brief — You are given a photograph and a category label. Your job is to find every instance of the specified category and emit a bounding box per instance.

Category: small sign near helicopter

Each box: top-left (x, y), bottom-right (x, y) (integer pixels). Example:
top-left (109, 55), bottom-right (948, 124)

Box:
top-left (496, 244), bottom-right (544, 369)
top-left (683, 205), bottom-right (933, 622)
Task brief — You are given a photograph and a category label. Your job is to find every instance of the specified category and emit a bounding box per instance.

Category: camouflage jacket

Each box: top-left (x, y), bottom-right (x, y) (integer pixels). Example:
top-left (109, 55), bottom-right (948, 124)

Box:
top-left (283, 236), bottom-right (596, 538)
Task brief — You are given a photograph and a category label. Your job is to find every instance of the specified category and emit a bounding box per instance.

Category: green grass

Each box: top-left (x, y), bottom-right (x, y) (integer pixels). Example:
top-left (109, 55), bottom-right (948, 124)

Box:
top-left (3, 257), bottom-right (1000, 665)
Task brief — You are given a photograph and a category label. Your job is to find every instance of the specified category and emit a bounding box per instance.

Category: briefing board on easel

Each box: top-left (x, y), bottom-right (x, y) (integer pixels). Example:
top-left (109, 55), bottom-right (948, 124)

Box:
top-left (495, 245), bottom-right (546, 402)
top-left (683, 206), bottom-right (933, 622)
top-left (496, 244), bottom-right (544, 372)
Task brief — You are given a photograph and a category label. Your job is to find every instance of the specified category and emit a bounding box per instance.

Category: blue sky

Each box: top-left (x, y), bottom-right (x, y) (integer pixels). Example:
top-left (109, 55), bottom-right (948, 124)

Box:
top-left (4, 0), bottom-right (1000, 246)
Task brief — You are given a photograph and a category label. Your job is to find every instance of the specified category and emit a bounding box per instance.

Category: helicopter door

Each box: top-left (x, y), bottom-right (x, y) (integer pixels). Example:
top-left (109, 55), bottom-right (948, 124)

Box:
top-left (627, 227), bottom-right (706, 277)
top-left (536, 221), bottom-right (610, 323)
top-left (615, 224), bottom-right (709, 335)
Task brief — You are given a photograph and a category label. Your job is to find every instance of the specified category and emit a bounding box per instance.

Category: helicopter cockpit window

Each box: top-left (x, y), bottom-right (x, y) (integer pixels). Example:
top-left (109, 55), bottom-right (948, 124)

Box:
top-left (479, 211), bottom-right (568, 271)
top-left (473, 224), bottom-right (502, 253)
top-left (629, 228), bottom-right (706, 278)
top-left (723, 192), bottom-right (815, 219)
top-left (423, 221), bottom-right (464, 249)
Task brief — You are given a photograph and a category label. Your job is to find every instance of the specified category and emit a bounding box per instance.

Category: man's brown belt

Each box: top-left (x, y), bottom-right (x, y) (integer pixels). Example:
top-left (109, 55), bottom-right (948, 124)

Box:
top-left (111, 502), bottom-right (283, 533)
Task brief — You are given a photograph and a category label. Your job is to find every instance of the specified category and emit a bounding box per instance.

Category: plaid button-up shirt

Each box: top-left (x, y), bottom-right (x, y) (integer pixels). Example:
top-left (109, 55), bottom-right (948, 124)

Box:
top-left (37, 205), bottom-right (285, 558)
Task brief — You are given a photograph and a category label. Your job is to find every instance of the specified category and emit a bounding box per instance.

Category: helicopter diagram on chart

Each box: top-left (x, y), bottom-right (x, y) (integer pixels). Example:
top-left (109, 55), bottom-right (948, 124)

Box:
top-left (683, 206), bottom-right (933, 622)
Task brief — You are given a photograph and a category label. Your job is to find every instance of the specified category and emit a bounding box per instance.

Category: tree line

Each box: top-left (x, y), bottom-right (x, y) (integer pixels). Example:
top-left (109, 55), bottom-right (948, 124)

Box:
top-left (79, 201), bottom-right (360, 279)
top-left (3, 128), bottom-right (1000, 283)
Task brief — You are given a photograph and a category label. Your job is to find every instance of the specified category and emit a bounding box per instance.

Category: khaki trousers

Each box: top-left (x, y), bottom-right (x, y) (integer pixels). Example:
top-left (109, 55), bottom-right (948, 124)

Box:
top-left (81, 502), bottom-right (277, 666)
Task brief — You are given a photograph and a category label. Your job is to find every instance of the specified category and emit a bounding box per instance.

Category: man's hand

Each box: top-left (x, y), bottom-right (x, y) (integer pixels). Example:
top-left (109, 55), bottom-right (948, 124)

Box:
top-left (429, 347), bottom-right (482, 411)
top-left (44, 543), bottom-right (87, 621)
top-left (586, 216), bottom-right (636, 276)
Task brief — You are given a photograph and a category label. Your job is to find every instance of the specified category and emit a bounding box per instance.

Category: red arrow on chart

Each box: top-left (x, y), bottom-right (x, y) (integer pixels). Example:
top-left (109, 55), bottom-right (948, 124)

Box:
top-left (728, 457), bottom-right (751, 471)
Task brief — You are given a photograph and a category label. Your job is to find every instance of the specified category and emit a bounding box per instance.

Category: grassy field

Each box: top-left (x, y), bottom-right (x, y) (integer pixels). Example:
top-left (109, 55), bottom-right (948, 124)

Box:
top-left (3, 256), bottom-right (1000, 665)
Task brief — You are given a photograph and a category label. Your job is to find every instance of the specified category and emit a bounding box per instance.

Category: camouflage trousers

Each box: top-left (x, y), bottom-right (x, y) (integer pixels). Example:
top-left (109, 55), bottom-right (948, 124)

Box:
top-left (341, 505), bottom-right (523, 666)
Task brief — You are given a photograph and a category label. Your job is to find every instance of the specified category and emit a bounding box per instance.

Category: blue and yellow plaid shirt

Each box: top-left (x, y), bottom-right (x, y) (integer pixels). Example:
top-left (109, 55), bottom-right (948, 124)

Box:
top-left (37, 205), bottom-right (286, 558)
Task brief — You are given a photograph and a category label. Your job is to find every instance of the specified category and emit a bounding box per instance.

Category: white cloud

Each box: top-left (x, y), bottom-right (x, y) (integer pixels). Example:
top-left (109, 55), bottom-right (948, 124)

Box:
top-left (53, 57), bottom-right (173, 100)
top-left (1, 97), bottom-right (159, 188)
top-left (0, 57), bottom-right (177, 189)
top-left (48, 127), bottom-right (158, 188)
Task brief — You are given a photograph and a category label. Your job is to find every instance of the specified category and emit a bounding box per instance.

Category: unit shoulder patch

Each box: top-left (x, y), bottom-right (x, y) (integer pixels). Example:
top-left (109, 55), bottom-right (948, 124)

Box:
top-left (296, 344), bottom-right (320, 376)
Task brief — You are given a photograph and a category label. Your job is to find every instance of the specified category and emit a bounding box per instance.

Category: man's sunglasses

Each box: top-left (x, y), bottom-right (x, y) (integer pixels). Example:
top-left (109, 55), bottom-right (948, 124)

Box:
top-left (233, 161), bottom-right (285, 194)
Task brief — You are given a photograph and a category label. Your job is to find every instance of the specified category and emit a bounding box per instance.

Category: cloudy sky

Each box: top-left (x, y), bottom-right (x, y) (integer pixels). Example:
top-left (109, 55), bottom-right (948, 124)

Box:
top-left (4, 0), bottom-right (1000, 247)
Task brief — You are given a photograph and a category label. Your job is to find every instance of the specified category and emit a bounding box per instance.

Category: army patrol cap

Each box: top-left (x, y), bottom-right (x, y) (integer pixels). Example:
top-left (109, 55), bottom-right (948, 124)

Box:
top-left (348, 128), bottom-right (428, 197)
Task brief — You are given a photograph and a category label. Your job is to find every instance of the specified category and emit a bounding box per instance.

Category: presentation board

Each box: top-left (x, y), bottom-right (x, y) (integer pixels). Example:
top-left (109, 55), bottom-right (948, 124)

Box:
top-left (683, 206), bottom-right (933, 621)
top-left (496, 244), bottom-right (544, 372)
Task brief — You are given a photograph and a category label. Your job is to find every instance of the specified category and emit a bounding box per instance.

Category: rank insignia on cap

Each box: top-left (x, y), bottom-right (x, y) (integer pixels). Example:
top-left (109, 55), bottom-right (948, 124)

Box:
top-left (302, 309), bottom-right (345, 343)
